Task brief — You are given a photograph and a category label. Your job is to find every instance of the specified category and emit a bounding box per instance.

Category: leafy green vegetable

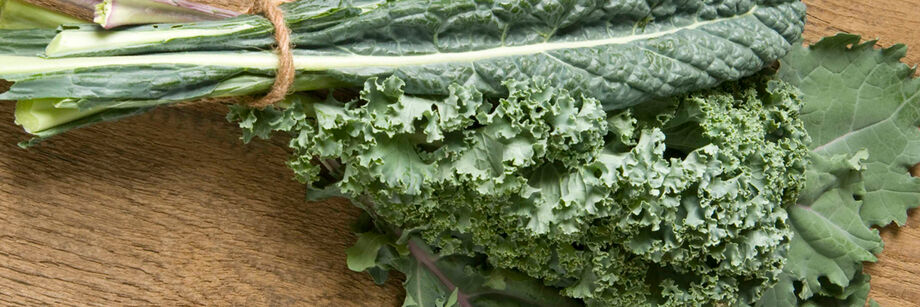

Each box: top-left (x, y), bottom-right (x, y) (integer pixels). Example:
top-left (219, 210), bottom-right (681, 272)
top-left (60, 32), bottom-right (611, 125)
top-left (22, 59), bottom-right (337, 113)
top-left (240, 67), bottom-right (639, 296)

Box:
top-left (346, 213), bottom-right (585, 307)
top-left (231, 71), bottom-right (810, 306)
top-left (780, 34), bottom-right (920, 227)
top-left (6, 2), bottom-right (919, 306)
top-left (0, 0), bottom-right (235, 147)
top-left (11, 0), bottom-right (808, 111)
top-left (0, 0), bottom-right (806, 142)
top-left (756, 33), bottom-right (920, 307)
top-left (757, 151), bottom-right (879, 306)
top-left (0, 28), bottom-right (58, 55)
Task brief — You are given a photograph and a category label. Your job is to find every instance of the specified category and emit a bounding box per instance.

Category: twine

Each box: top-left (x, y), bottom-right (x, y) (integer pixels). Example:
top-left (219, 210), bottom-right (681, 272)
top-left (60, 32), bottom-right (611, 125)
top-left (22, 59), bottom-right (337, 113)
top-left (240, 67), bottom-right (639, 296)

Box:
top-left (175, 0), bottom-right (294, 108)
top-left (247, 0), bottom-right (295, 108)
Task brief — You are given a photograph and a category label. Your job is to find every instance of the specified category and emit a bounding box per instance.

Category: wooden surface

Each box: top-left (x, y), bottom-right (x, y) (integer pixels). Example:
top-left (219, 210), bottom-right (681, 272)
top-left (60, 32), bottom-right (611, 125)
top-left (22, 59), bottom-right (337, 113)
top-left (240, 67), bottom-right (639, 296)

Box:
top-left (1, 0), bottom-right (919, 306)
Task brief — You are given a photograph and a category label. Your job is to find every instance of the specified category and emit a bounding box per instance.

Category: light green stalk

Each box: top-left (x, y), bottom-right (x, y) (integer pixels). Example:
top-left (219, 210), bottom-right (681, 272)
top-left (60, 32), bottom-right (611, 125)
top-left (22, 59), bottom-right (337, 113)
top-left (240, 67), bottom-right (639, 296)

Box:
top-left (15, 99), bottom-right (105, 133)
top-left (0, 0), bottom-right (84, 29)
top-left (1, 0), bottom-right (240, 140)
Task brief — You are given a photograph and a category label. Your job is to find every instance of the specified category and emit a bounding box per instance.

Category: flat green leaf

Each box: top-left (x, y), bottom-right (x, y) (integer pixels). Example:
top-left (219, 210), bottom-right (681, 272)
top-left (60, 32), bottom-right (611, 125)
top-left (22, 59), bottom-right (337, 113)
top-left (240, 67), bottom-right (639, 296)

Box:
top-left (2, 0), bottom-right (806, 111)
top-left (757, 275), bottom-right (796, 307)
top-left (0, 28), bottom-right (56, 55)
top-left (758, 152), bottom-right (878, 307)
top-left (763, 33), bottom-right (920, 306)
top-left (345, 217), bottom-right (582, 307)
top-left (395, 239), bottom-right (585, 307)
top-left (779, 33), bottom-right (920, 227)
top-left (786, 151), bottom-right (879, 302)
top-left (346, 232), bottom-right (390, 272)
top-left (799, 273), bottom-right (872, 307)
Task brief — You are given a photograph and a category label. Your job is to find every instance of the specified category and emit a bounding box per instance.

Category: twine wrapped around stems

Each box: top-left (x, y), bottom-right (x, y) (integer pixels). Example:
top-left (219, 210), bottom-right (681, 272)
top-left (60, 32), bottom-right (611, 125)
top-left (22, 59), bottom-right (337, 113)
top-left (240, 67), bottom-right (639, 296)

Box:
top-left (246, 0), bottom-right (295, 108)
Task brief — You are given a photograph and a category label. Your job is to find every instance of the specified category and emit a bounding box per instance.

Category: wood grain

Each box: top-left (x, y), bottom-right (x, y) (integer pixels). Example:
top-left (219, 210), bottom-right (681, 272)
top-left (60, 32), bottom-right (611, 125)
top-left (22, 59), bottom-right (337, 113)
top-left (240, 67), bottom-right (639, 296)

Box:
top-left (1, 0), bottom-right (919, 306)
top-left (803, 0), bottom-right (920, 70)
top-left (0, 103), bottom-right (404, 306)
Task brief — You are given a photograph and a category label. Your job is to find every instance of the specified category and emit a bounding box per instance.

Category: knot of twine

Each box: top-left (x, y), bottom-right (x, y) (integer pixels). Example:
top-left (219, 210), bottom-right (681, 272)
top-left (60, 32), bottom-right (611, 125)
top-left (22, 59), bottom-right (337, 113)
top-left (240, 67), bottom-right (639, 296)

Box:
top-left (247, 0), bottom-right (295, 108)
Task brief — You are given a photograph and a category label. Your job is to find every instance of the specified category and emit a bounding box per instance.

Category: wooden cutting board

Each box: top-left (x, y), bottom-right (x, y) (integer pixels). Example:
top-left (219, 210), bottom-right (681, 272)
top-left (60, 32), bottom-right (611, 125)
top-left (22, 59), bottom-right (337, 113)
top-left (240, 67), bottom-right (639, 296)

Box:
top-left (1, 0), bottom-right (918, 305)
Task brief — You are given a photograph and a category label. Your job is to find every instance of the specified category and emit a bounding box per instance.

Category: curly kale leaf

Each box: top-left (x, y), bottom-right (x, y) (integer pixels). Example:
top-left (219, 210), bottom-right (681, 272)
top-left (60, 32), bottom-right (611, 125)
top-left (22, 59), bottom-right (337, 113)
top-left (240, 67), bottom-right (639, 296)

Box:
top-left (230, 72), bottom-right (809, 306)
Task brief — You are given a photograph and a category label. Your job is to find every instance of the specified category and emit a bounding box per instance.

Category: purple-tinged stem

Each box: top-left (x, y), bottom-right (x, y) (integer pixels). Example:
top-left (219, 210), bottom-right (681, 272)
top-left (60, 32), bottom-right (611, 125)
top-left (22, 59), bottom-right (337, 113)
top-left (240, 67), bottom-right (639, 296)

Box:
top-left (95, 0), bottom-right (240, 29)
top-left (408, 240), bottom-right (473, 307)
